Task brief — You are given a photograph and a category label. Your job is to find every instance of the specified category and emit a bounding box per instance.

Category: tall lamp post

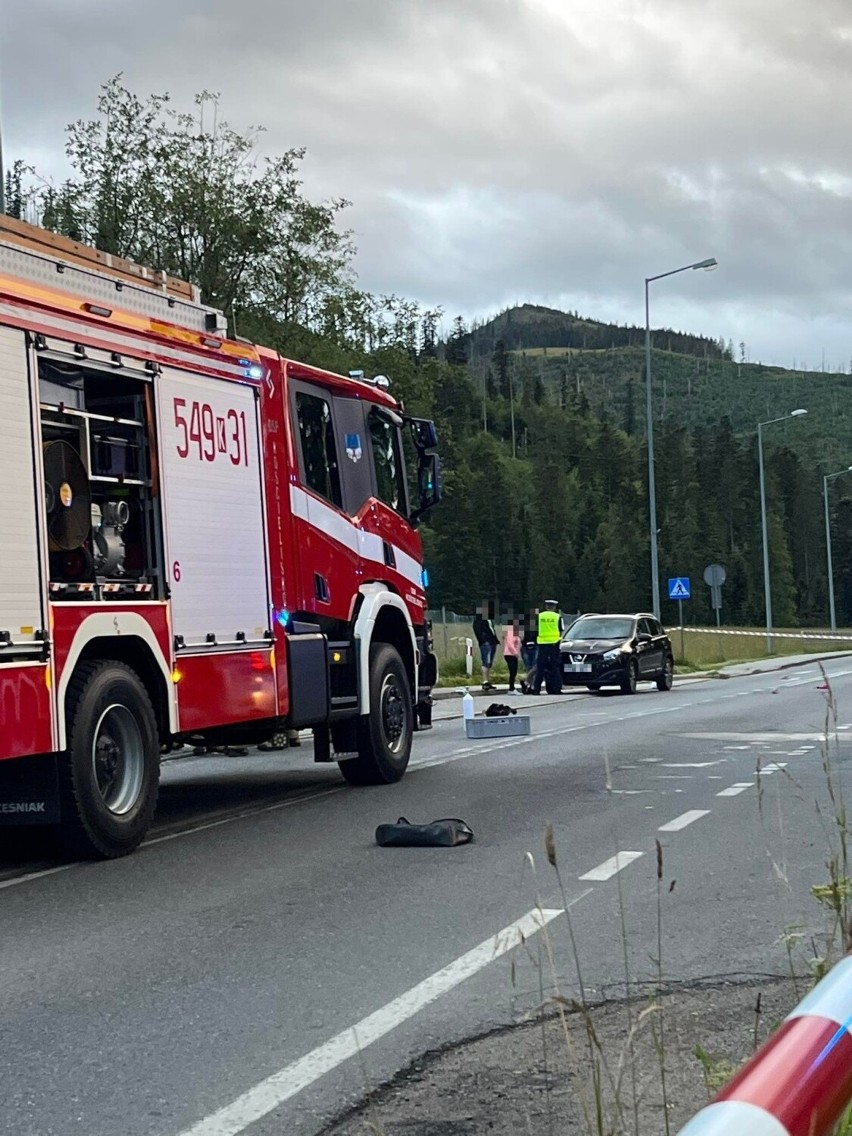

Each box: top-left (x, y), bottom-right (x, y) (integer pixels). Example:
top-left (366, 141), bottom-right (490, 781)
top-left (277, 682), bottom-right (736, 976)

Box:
top-left (0, 63), bottom-right (5, 214)
top-left (645, 257), bottom-right (717, 618)
top-left (823, 465), bottom-right (852, 632)
top-left (758, 409), bottom-right (807, 653)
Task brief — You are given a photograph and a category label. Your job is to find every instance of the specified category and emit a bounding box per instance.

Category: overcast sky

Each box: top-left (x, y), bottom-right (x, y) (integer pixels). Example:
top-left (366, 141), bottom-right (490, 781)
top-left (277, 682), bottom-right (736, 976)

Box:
top-left (2, 0), bottom-right (851, 368)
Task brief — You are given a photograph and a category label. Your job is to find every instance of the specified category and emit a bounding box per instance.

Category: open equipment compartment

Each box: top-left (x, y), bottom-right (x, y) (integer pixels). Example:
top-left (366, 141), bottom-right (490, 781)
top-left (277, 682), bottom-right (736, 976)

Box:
top-left (37, 342), bottom-right (162, 601)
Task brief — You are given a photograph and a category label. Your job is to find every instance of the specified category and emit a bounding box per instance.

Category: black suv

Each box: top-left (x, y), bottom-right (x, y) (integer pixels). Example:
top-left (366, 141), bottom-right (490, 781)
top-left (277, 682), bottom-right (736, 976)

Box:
top-left (560, 613), bottom-right (674, 695)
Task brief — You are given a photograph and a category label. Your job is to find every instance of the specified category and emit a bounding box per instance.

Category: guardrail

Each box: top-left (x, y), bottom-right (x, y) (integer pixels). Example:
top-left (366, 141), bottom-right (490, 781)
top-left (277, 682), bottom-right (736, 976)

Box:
top-left (677, 954), bottom-right (852, 1135)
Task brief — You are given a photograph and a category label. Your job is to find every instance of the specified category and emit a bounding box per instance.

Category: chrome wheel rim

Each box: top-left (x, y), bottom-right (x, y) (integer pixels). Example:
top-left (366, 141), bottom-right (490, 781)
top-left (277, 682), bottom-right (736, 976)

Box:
top-left (91, 704), bottom-right (145, 815)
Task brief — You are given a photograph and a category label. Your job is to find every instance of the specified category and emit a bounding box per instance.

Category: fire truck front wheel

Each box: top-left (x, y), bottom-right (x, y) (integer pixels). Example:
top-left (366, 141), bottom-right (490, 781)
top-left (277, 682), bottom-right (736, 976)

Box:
top-left (341, 644), bottom-right (413, 785)
top-left (61, 661), bottom-right (160, 858)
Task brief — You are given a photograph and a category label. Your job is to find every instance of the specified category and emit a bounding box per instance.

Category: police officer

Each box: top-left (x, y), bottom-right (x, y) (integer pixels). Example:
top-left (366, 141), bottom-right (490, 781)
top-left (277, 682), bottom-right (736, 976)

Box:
top-left (532, 600), bottom-right (565, 695)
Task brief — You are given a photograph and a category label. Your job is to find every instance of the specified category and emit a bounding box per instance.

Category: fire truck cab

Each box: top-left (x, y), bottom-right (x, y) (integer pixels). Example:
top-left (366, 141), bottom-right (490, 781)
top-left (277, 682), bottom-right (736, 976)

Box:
top-left (0, 217), bottom-right (440, 857)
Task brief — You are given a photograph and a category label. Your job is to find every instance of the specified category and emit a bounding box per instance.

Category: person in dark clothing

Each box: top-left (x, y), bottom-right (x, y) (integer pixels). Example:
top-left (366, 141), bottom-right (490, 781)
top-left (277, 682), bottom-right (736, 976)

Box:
top-left (472, 601), bottom-right (499, 691)
top-left (532, 599), bottom-right (565, 695)
top-left (519, 609), bottom-right (539, 694)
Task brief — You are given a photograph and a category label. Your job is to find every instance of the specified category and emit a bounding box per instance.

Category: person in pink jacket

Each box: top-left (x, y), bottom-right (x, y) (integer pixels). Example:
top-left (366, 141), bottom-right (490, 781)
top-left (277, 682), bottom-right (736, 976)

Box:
top-left (502, 619), bottom-right (522, 693)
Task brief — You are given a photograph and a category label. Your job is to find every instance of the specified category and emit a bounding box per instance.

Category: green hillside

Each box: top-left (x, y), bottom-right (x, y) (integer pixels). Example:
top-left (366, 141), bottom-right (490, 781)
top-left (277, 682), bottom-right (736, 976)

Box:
top-left (463, 307), bottom-right (852, 468)
top-left (466, 302), bottom-right (727, 359)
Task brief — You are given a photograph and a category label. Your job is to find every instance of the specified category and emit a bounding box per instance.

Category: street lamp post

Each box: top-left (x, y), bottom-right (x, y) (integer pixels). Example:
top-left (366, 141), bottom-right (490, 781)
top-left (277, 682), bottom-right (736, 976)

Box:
top-left (758, 409), bottom-right (808, 653)
top-left (645, 257), bottom-right (717, 618)
top-left (0, 67), bottom-right (5, 214)
top-left (823, 466), bottom-right (852, 632)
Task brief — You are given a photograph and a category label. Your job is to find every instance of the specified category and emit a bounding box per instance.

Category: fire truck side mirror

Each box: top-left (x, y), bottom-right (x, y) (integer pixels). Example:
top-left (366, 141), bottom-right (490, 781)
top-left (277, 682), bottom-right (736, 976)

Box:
top-left (406, 417), bottom-right (438, 451)
top-left (410, 452), bottom-right (442, 524)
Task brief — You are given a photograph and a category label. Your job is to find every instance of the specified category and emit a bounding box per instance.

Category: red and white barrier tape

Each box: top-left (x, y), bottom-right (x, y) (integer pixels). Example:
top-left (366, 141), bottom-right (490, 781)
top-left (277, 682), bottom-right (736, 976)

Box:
top-left (677, 955), bottom-right (852, 1135)
top-left (673, 627), bottom-right (852, 643)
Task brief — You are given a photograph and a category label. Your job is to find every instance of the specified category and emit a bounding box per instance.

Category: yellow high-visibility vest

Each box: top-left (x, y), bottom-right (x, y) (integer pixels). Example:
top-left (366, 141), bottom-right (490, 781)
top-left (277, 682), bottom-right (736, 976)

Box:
top-left (537, 610), bottom-right (561, 644)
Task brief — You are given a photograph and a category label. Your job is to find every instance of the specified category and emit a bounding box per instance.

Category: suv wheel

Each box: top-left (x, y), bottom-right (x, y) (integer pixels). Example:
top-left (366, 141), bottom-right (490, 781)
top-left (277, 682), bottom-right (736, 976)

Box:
top-left (656, 655), bottom-right (674, 692)
top-left (620, 659), bottom-right (638, 696)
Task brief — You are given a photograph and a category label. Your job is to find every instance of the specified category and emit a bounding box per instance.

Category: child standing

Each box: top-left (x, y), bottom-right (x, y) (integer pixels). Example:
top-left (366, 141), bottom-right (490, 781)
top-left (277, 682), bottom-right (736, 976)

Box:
top-left (502, 618), bottom-right (521, 693)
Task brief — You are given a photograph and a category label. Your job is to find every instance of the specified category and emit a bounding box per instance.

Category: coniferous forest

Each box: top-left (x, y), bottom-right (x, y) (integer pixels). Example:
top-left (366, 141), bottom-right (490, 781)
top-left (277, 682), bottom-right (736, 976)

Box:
top-left (7, 78), bottom-right (852, 629)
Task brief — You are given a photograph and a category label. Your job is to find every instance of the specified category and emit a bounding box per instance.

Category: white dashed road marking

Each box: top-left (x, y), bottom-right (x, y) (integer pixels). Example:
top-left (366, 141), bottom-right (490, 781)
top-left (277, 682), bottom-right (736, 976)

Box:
top-left (717, 783), bottom-right (754, 797)
top-left (677, 732), bottom-right (848, 742)
top-left (661, 760), bottom-right (727, 769)
top-left (658, 810), bottom-right (710, 832)
top-left (579, 851), bottom-right (644, 881)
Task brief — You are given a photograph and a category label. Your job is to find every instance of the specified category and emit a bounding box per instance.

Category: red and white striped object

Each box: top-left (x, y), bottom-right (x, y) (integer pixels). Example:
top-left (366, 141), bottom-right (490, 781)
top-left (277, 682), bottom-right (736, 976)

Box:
top-left (677, 955), bottom-right (852, 1136)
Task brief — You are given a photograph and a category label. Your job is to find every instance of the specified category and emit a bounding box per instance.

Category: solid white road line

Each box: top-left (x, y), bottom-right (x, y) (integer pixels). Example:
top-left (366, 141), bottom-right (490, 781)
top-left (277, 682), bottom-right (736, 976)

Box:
top-left (716, 783), bottom-right (754, 797)
top-left (0, 790), bottom-right (345, 892)
top-left (579, 851), bottom-right (643, 881)
top-left (0, 864), bottom-right (75, 891)
top-left (658, 810), bottom-right (710, 832)
top-left (175, 905), bottom-right (563, 1136)
top-left (145, 789), bottom-right (343, 848)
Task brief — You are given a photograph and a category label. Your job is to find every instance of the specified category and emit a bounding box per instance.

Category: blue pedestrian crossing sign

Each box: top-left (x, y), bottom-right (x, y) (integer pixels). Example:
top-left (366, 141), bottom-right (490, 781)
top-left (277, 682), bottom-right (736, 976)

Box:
top-left (668, 577), bottom-right (691, 600)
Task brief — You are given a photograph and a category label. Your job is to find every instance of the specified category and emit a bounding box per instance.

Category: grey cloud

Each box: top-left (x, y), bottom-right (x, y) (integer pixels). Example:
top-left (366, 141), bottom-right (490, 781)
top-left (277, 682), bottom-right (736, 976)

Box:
top-left (2, 0), bottom-right (852, 364)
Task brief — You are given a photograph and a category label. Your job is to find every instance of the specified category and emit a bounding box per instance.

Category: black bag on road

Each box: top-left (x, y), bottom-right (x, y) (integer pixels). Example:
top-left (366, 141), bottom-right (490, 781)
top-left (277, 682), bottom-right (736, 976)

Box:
top-left (375, 817), bottom-right (474, 847)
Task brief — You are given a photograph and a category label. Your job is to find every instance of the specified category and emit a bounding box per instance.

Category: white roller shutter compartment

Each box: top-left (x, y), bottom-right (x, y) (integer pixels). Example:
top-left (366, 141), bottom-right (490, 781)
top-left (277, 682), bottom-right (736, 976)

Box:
top-left (0, 327), bottom-right (44, 649)
top-left (157, 369), bottom-right (270, 649)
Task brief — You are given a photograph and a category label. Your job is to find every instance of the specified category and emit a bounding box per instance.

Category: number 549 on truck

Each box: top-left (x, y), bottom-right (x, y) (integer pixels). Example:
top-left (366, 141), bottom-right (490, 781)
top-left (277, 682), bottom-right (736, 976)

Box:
top-left (0, 217), bottom-right (441, 858)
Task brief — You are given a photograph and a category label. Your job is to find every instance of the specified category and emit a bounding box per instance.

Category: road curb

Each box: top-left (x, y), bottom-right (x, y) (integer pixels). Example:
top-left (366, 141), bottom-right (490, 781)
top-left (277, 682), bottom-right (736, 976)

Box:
top-left (701, 650), bottom-right (852, 680)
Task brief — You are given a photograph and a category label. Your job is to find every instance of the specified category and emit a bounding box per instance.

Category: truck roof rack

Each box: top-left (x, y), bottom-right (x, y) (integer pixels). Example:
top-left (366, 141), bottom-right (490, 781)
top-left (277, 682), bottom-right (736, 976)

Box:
top-left (0, 215), bottom-right (227, 335)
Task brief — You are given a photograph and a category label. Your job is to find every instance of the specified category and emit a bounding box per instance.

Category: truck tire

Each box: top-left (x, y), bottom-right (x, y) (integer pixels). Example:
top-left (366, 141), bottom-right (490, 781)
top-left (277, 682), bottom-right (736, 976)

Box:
top-left (60, 661), bottom-right (160, 858)
top-left (339, 644), bottom-right (413, 786)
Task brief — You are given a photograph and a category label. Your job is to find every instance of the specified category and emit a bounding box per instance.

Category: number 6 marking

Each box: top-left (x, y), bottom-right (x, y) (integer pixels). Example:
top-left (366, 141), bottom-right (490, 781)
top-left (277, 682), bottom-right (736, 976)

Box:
top-left (173, 561), bottom-right (182, 583)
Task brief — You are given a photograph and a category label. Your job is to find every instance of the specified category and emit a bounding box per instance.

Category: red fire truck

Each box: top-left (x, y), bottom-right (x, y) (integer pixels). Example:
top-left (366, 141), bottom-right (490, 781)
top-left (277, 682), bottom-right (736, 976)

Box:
top-left (0, 217), bottom-right (440, 857)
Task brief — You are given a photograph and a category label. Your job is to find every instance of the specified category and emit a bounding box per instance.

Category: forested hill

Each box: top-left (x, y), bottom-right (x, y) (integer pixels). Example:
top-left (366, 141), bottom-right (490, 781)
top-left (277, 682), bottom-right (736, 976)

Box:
top-left (463, 303), bottom-right (729, 359)
top-left (455, 307), bottom-right (852, 469)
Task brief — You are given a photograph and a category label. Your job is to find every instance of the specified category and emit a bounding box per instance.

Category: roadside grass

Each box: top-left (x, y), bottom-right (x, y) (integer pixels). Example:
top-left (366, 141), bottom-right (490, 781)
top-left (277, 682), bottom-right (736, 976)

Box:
top-left (675, 627), bottom-right (852, 669)
top-left (524, 660), bottom-right (852, 1135)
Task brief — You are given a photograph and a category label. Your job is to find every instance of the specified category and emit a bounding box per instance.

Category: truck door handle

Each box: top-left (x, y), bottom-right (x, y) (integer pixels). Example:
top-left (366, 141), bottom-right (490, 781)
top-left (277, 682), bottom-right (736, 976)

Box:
top-left (383, 541), bottom-right (396, 568)
top-left (314, 573), bottom-right (330, 603)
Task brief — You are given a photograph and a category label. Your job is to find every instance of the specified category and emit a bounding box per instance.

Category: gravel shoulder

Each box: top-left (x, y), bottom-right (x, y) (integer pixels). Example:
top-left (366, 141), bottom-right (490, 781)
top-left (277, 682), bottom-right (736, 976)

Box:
top-left (320, 975), bottom-right (799, 1136)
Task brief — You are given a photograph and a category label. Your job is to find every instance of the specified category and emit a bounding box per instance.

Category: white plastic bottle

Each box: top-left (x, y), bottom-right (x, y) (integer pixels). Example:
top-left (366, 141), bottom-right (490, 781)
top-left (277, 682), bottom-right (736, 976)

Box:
top-left (462, 688), bottom-right (474, 722)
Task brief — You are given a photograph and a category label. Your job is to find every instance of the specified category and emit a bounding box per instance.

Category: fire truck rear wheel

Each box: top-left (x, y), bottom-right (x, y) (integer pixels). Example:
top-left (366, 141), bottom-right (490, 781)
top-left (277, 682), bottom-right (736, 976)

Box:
top-left (341, 643), bottom-right (413, 786)
top-left (60, 661), bottom-right (160, 859)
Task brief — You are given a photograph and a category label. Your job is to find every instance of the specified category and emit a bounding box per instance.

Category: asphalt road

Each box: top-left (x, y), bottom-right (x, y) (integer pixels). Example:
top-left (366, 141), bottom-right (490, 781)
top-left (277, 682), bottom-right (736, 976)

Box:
top-left (1, 657), bottom-right (851, 1136)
